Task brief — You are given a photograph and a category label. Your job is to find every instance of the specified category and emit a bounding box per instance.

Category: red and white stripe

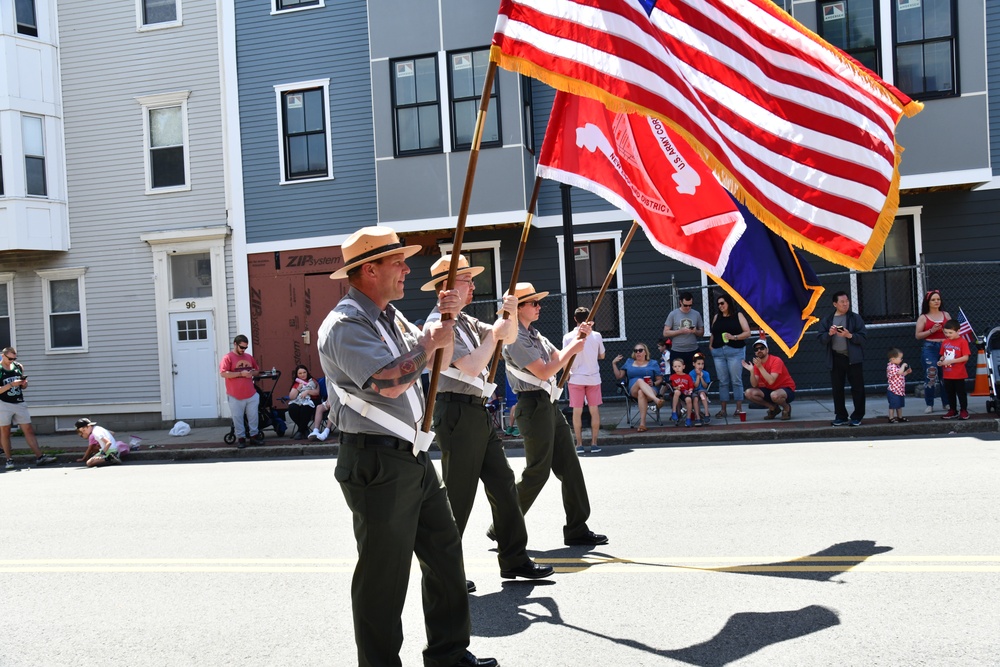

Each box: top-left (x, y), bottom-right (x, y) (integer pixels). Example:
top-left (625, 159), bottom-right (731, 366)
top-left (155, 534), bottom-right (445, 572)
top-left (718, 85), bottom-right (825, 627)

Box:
top-left (492, 0), bottom-right (919, 269)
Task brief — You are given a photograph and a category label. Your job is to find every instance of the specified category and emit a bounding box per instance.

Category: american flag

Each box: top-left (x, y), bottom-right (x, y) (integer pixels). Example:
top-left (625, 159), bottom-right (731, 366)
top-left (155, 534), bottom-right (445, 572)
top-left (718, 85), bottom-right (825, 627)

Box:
top-left (957, 308), bottom-right (976, 342)
top-left (491, 0), bottom-right (922, 271)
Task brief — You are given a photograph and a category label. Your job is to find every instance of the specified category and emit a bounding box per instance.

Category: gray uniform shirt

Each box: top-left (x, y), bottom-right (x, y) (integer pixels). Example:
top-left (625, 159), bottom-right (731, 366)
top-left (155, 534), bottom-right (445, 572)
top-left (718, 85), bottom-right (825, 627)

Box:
top-left (317, 286), bottom-right (425, 438)
top-left (425, 309), bottom-right (493, 396)
top-left (503, 322), bottom-right (559, 393)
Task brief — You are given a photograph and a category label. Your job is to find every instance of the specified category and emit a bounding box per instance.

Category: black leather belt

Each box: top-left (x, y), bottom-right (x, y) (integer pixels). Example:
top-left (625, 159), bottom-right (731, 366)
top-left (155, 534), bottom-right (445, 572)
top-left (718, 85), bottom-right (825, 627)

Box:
top-left (517, 390), bottom-right (548, 399)
top-left (439, 392), bottom-right (487, 407)
top-left (339, 432), bottom-right (412, 451)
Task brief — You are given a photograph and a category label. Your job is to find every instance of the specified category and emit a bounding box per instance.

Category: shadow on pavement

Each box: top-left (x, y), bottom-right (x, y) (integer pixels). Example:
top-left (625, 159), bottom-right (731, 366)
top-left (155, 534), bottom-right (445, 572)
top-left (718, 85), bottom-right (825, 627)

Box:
top-left (711, 539), bottom-right (893, 582)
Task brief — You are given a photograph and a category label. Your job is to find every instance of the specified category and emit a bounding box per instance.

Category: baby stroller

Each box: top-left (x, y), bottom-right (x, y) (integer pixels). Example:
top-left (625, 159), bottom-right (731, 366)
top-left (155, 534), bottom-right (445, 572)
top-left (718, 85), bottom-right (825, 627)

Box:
top-left (984, 327), bottom-right (1000, 415)
top-left (224, 369), bottom-right (287, 444)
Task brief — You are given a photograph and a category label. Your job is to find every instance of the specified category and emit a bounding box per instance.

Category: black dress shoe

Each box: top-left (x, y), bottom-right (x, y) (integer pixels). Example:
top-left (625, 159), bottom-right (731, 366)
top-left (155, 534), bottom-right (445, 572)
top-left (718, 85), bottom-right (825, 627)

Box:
top-left (564, 531), bottom-right (609, 546)
top-left (500, 559), bottom-right (554, 580)
top-left (486, 528), bottom-right (497, 542)
top-left (466, 580), bottom-right (476, 593)
top-left (451, 651), bottom-right (498, 667)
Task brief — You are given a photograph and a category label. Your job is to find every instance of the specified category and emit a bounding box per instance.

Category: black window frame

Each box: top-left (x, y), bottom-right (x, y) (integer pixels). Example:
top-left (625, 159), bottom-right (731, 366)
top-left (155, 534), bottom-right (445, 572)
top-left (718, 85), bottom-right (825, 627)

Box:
top-left (15, 0), bottom-right (38, 37)
top-left (816, 0), bottom-right (881, 75)
top-left (522, 75), bottom-right (535, 154)
top-left (275, 0), bottom-right (321, 10)
top-left (447, 47), bottom-right (501, 152)
top-left (280, 87), bottom-right (330, 181)
top-left (390, 54), bottom-right (442, 157)
top-left (891, 0), bottom-right (958, 99)
top-left (857, 215), bottom-right (917, 324)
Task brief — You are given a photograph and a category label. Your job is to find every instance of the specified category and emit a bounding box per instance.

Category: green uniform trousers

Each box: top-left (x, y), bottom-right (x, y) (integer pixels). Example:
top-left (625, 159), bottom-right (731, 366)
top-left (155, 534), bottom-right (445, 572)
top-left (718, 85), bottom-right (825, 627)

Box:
top-left (514, 391), bottom-right (593, 540)
top-left (433, 396), bottom-right (531, 571)
top-left (335, 439), bottom-right (470, 667)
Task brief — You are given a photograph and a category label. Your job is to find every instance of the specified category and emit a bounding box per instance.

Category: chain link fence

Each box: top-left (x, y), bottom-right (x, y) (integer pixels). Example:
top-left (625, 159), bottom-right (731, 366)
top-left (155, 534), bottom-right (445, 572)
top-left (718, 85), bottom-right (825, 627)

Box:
top-left (466, 260), bottom-right (1000, 402)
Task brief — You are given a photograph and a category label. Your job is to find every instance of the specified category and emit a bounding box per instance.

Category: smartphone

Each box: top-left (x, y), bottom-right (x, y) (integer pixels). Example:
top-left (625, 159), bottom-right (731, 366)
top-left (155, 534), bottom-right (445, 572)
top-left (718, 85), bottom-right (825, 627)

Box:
top-left (835, 326), bottom-right (845, 331)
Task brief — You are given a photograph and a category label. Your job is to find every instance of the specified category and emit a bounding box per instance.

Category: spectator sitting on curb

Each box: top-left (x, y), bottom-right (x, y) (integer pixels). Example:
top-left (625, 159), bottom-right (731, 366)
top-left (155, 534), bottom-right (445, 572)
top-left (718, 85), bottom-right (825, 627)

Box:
top-left (743, 339), bottom-right (796, 420)
top-left (75, 418), bottom-right (130, 467)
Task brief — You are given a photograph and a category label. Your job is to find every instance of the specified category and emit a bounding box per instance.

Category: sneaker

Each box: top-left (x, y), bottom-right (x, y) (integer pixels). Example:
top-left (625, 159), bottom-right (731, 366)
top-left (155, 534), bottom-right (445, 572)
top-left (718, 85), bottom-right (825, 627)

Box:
top-left (307, 428), bottom-right (321, 441)
top-left (849, 419), bottom-right (862, 427)
top-left (940, 410), bottom-right (958, 420)
top-left (671, 412), bottom-right (679, 423)
top-left (576, 446), bottom-right (586, 455)
top-left (959, 409), bottom-right (969, 420)
top-left (253, 431), bottom-right (265, 444)
top-left (831, 418), bottom-right (849, 427)
top-left (764, 407), bottom-right (780, 420)
top-left (924, 405), bottom-right (934, 414)
top-left (702, 415), bottom-right (710, 425)
top-left (685, 418), bottom-right (693, 427)
top-left (588, 446), bottom-right (602, 454)
top-left (4, 458), bottom-right (13, 470)
top-left (35, 454), bottom-right (57, 466)
top-left (509, 426), bottom-right (519, 437)
top-left (780, 406), bottom-right (792, 421)
top-left (317, 427), bottom-right (330, 441)
top-left (237, 437), bottom-right (247, 449)
top-left (694, 418), bottom-right (703, 427)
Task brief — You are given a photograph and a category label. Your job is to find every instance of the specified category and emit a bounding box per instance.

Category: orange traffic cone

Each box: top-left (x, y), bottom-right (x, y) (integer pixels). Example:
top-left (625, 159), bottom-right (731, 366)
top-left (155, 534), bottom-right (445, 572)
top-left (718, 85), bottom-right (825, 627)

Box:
top-left (971, 342), bottom-right (990, 396)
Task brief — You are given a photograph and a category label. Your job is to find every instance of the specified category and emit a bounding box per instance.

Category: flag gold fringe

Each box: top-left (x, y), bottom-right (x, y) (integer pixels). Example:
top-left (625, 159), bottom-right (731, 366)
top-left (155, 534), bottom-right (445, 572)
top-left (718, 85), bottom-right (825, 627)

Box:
top-left (492, 47), bottom-right (909, 273)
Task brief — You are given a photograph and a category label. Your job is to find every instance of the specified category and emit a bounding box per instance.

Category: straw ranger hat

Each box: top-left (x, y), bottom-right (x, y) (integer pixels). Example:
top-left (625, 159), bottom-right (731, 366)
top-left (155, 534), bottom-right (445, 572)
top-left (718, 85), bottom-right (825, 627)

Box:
top-left (330, 226), bottom-right (421, 280)
top-left (420, 254), bottom-right (485, 292)
top-left (510, 282), bottom-right (549, 304)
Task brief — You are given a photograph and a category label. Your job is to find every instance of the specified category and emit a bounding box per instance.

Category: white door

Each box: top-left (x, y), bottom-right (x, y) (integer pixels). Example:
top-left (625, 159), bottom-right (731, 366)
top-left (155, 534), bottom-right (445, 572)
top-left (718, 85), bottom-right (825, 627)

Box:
top-left (170, 312), bottom-right (219, 419)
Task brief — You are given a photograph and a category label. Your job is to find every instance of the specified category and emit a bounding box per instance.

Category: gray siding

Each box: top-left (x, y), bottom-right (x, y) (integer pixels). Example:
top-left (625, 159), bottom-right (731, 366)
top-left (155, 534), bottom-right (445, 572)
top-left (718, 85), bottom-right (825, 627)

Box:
top-left (236, 0), bottom-right (377, 243)
top-left (0, 0), bottom-right (230, 407)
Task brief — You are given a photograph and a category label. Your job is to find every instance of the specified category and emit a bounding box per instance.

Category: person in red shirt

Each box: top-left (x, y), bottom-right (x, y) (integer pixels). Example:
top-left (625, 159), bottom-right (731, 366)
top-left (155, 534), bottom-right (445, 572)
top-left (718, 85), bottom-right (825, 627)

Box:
top-left (743, 339), bottom-right (796, 420)
top-left (668, 357), bottom-right (695, 427)
top-left (219, 335), bottom-right (261, 448)
top-left (938, 321), bottom-right (971, 420)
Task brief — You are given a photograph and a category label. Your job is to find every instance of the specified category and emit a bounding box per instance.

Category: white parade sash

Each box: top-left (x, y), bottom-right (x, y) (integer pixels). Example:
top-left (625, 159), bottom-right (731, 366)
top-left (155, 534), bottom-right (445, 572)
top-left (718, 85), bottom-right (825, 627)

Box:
top-left (336, 299), bottom-right (434, 455)
top-left (506, 365), bottom-right (563, 404)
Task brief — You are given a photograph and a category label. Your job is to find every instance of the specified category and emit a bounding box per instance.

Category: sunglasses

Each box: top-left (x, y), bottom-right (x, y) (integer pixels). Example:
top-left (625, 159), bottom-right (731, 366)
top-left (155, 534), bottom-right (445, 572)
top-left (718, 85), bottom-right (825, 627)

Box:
top-left (522, 300), bottom-right (540, 307)
top-left (633, 348), bottom-right (645, 353)
top-left (717, 301), bottom-right (726, 306)
top-left (237, 345), bottom-right (248, 351)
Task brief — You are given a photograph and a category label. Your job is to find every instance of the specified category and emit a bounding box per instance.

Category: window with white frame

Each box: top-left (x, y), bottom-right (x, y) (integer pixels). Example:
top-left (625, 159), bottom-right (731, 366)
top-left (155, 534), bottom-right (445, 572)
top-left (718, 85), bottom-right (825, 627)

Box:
top-left (437, 241), bottom-right (501, 324)
top-left (139, 0), bottom-right (179, 28)
top-left (0, 136), bottom-right (5, 196)
top-left (448, 48), bottom-right (500, 151)
top-left (22, 115), bottom-right (46, 197)
top-left (273, 0), bottom-right (322, 12)
top-left (391, 55), bottom-right (441, 156)
top-left (37, 267), bottom-right (88, 352)
top-left (136, 91), bottom-right (191, 193)
top-left (893, 0), bottom-right (956, 98)
top-left (275, 81), bottom-right (332, 182)
top-left (0, 274), bottom-right (14, 351)
top-left (556, 232), bottom-right (626, 341)
top-left (15, 0), bottom-right (38, 36)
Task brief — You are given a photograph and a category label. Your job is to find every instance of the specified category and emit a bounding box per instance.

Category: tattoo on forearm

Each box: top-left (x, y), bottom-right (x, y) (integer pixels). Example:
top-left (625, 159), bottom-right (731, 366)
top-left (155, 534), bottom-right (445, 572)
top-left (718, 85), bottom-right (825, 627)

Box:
top-left (367, 347), bottom-right (429, 394)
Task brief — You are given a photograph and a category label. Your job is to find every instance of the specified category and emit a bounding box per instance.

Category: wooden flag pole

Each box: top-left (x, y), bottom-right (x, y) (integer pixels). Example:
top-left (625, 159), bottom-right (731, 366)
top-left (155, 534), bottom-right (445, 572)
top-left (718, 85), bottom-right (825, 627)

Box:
top-left (557, 221), bottom-right (640, 388)
top-left (421, 61), bottom-right (497, 433)
top-left (486, 176), bottom-right (542, 384)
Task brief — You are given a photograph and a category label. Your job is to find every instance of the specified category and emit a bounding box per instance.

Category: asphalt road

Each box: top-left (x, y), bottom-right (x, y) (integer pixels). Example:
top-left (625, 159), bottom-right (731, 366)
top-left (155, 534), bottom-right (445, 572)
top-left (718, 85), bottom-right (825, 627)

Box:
top-left (2, 434), bottom-right (998, 666)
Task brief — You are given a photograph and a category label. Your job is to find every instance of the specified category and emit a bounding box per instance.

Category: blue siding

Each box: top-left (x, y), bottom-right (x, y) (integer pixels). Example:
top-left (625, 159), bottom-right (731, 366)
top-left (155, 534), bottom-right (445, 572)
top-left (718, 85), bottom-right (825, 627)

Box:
top-left (989, 1), bottom-right (1000, 176)
top-left (236, 1), bottom-right (377, 243)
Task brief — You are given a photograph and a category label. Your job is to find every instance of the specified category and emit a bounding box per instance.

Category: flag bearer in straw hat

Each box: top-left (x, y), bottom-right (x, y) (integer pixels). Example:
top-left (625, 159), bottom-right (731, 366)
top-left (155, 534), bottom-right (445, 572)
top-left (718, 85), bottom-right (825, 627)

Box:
top-left (500, 283), bottom-right (609, 547)
top-left (422, 256), bottom-right (554, 589)
top-left (317, 227), bottom-right (497, 667)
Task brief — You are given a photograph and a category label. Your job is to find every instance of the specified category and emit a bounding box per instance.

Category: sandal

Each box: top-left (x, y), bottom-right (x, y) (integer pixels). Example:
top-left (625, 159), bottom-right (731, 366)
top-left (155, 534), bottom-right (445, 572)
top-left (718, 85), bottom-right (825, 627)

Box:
top-left (637, 425), bottom-right (648, 432)
top-left (715, 409), bottom-right (727, 419)
top-left (763, 407), bottom-right (780, 420)
top-left (888, 417), bottom-right (899, 424)
top-left (897, 417), bottom-right (909, 423)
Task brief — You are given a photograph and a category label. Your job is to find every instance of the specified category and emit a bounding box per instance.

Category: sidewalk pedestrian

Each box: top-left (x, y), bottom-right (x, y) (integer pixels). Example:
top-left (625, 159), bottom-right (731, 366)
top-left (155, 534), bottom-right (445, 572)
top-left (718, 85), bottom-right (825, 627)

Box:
top-left (1, 347), bottom-right (57, 470)
top-left (915, 289), bottom-right (951, 413)
top-left (563, 306), bottom-right (605, 454)
top-left (886, 349), bottom-right (911, 423)
top-left (818, 291), bottom-right (868, 426)
top-left (938, 320), bottom-right (971, 420)
top-left (219, 335), bottom-right (262, 448)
